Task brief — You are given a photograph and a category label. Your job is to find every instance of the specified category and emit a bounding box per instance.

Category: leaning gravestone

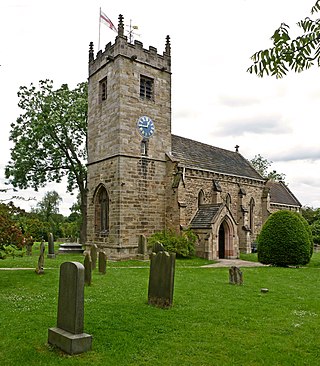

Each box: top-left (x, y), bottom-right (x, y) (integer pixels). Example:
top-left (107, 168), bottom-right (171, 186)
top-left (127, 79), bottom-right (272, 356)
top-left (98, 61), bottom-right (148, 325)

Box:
top-left (48, 262), bottom-right (92, 354)
top-left (84, 252), bottom-right (92, 286)
top-left (98, 251), bottom-right (107, 275)
top-left (148, 245), bottom-right (176, 308)
top-left (229, 266), bottom-right (243, 285)
top-left (47, 232), bottom-right (56, 259)
top-left (35, 240), bottom-right (45, 274)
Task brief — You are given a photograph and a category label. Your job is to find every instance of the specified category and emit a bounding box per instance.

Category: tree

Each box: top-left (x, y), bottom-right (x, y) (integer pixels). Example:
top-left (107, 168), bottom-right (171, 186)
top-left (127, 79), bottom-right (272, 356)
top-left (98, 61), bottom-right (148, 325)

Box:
top-left (0, 202), bottom-right (26, 258)
top-left (31, 191), bottom-right (64, 239)
top-left (257, 210), bottom-right (312, 266)
top-left (248, 1), bottom-right (320, 78)
top-left (250, 154), bottom-right (286, 181)
top-left (18, 214), bottom-right (50, 242)
top-left (33, 190), bottom-right (62, 221)
top-left (59, 193), bottom-right (82, 240)
top-left (5, 80), bottom-right (88, 243)
top-left (302, 206), bottom-right (320, 244)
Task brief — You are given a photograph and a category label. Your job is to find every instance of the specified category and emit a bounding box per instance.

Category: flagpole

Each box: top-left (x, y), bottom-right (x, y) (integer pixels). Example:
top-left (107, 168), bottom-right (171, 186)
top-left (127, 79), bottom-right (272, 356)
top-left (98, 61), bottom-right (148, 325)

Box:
top-left (98, 7), bottom-right (101, 51)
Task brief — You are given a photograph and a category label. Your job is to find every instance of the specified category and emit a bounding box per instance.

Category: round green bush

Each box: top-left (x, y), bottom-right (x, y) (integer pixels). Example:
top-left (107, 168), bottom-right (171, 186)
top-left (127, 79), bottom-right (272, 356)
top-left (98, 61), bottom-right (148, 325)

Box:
top-left (257, 210), bottom-right (312, 266)
top-left (296, 213), bottom-right (314, 258)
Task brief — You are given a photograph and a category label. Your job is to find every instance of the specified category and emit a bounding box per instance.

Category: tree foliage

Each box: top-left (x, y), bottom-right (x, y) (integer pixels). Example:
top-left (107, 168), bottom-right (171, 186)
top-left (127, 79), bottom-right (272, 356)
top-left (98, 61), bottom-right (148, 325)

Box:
top-left (32, 190), bottom-right (62, 221)
top-left (0, 203), bottom-right (27, 258)
top-left (250, 154), bottom-right (286, 181)
top-left (5, 80), bottom-right (88, 242)
top-left (248, 1), bottom-right (320, 78)
top-left (18, 214), bottom-right (50, 242)
top-left (257, 210), bottom-right (312, 266)
top-left (302, 206), bottom-right (320, 244)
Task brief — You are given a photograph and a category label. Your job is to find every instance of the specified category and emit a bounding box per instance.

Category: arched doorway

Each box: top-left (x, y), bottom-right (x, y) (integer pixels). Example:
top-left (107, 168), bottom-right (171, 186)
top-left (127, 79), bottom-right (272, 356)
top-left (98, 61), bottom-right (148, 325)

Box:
top-left (217, 218), bottom-right (236, 259)
top-left (218, 224), bottom-right (225, 258)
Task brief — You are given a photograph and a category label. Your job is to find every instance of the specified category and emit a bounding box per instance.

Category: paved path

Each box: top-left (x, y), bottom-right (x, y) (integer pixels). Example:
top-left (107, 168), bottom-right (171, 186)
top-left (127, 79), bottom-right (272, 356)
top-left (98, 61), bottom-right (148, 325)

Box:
top-left (202, 259), bottom-right (267, 268)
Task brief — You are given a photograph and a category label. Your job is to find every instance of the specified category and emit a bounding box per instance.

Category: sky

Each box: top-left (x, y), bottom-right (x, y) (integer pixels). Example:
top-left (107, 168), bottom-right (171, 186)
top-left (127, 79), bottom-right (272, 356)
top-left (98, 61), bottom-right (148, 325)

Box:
top-left (0, 0), bottom-right (319, 215)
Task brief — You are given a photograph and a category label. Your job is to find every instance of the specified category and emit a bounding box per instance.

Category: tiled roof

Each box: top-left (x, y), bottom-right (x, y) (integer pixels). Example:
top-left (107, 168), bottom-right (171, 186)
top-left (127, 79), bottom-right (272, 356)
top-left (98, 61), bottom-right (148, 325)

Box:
top-left (266, 181), bottom-right (301, 207)
top-left (190, 204), bottom-right (222, 229)
top-left (171, 135), bottom-right (264, 180)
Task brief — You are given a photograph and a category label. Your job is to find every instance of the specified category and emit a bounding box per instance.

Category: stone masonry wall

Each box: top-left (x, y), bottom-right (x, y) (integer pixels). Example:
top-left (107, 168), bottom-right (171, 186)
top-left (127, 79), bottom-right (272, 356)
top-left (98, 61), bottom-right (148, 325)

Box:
top-left (86, 155), bottom-right (167, 257)
top-left (176, 168), bottom-right (265, 247)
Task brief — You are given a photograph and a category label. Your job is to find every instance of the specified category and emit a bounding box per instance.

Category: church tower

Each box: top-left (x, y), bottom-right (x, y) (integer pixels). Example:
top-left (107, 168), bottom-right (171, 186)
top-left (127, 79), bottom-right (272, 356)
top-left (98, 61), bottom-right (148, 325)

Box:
top-left (86, 15), bottom-right (172, 258)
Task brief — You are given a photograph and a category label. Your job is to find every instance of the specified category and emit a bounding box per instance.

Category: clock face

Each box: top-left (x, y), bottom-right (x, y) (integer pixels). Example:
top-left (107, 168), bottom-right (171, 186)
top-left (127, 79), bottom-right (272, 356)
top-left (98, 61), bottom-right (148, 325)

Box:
top-left (137, 116), bottom-right (155, 138)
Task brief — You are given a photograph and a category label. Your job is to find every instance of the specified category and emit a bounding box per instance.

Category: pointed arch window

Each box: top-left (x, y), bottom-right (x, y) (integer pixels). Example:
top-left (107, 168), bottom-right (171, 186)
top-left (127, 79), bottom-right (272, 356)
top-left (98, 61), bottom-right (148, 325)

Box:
top-left (198, 190), bottom-right (205, 206)
top-left (226, 193), bottom-right (231, 209)
top-left (249, 198), bottom-right (255, 232)
top-left (95, 186), bottom-right (109, 234)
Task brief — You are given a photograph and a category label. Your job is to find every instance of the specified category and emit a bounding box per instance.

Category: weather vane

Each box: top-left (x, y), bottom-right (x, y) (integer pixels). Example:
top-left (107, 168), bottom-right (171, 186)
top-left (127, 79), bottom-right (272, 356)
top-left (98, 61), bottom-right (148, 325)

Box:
top-left (126, 19), bottom-right (140, 43)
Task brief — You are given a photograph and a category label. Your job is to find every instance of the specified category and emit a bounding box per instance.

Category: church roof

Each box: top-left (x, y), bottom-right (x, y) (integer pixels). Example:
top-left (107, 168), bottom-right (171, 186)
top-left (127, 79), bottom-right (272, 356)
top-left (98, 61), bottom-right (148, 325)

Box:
top-left (190, 204), bottom-right (222, 229)
top-left (171, 135), bottom-right (264, 181)
top-left (266, 180), bottom-right (301, 207)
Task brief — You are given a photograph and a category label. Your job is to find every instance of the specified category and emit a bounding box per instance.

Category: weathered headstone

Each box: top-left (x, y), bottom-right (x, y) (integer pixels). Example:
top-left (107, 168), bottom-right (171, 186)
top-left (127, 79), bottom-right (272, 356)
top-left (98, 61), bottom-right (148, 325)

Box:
top-left (148, 249), bottom-right (176, 308)
top-left (90, 244), bottom-right (98, 270)
top-left (47, 232), bottom-right (56, 259)
top-left (35, 240), bottom-right (45, 274)
top-left (229, 266), bottom-right (243, 285)
top-left (84, 252), bottom-right (92, 286)
top-left (98, 251), bottom-right (107, 275)
top-left (48, 262), bottom-right (92, 354)
top-left (138, 235), bottom-right (148, 257)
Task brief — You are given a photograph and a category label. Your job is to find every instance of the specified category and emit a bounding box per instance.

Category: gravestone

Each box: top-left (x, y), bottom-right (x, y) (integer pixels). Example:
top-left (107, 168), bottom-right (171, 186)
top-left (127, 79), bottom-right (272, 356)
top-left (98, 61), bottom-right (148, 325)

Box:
top-left (229, 266), bottom-right (243, 285)
top-left (148, 248), bottom-right (176, 308)
top-left (35, 240), bottom-right (45, 274)
top-left (47, 232), bottom-right (56, 259)
top-left (98, 251), bottom-right (107, 275)
top-left (84, 252), bottom-right (92, 286)
top-left (138, 235), bottom-right (148, 259)
top-left (90, 244), bottom-right (98, 270)
top-left (48, 262), bottom-right (92, 354)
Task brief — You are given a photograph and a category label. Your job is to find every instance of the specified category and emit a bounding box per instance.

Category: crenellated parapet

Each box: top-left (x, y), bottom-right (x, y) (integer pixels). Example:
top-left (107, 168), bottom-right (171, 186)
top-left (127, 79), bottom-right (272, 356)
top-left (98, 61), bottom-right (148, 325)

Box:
top-left (89, 14), bottom-right (171, 77)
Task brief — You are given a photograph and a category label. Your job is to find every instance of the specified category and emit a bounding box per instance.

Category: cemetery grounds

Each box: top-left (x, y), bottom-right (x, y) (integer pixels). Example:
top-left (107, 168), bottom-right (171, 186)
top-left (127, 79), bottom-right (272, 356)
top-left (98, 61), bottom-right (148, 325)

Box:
top-left (0, 243), bottom-right (319, 365)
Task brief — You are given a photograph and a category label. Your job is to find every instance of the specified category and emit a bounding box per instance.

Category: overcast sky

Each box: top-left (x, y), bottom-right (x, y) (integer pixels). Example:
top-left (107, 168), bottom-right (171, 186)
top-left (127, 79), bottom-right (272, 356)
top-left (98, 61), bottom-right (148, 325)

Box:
top-left (0, 0), bottom-right (319, 215)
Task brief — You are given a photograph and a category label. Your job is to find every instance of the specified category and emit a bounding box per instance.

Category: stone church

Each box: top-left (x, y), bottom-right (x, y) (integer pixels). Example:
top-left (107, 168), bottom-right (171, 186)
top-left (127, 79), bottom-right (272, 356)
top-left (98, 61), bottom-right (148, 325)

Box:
top-left (86, 15), bottom-right (301, 260)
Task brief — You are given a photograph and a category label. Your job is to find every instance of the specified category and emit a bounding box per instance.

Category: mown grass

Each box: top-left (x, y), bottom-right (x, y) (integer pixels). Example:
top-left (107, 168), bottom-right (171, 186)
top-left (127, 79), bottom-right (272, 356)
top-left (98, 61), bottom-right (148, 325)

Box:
top-left (0, 247), bottom-right (319, 365)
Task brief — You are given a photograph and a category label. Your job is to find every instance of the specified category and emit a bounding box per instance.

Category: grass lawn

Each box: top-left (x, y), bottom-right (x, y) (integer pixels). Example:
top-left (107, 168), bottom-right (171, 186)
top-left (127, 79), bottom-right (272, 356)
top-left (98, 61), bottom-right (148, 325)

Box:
top-left (0, 245), bottom-right (319, 365)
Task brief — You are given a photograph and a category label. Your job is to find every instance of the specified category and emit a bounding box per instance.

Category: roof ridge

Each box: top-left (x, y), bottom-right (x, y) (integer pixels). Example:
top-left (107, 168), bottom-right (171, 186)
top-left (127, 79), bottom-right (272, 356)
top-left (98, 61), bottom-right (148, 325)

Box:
top-left (171, 134), bottom-right (237, 155)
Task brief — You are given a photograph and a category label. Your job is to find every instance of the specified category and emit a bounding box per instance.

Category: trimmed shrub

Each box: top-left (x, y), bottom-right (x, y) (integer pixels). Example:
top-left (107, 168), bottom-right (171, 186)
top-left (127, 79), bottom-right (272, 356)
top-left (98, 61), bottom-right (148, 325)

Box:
top-left (148, 229), bottom-right (196, 258)
top-left (257, 210), bottom-right (312, 266)
top-left (296, 213), bottom-right (314, 258)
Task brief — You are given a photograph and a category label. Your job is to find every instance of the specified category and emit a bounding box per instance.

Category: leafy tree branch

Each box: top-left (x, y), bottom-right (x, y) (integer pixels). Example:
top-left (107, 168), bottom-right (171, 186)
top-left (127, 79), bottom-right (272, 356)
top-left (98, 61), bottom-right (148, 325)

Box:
top-left (248, 1), bottom-right (320, 78)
